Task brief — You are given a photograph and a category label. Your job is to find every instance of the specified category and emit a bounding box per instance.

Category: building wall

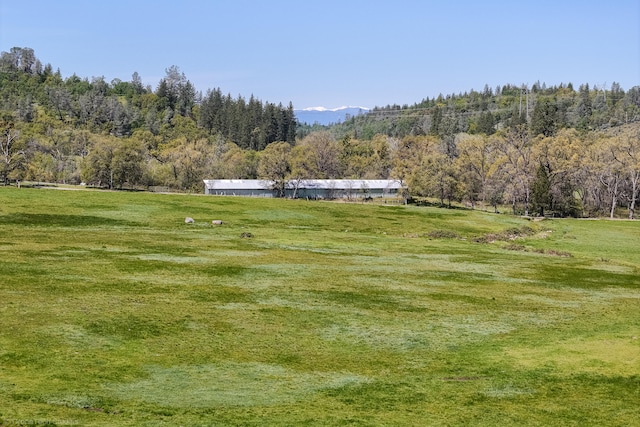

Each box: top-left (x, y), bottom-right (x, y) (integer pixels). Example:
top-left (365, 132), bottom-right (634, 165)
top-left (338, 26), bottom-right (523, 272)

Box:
top-left (204, 180), bottom-right (402, 199)
top-left (286, 187), bottom-right (398, 199)
top-left (207, 189), bottom-right (276, 197)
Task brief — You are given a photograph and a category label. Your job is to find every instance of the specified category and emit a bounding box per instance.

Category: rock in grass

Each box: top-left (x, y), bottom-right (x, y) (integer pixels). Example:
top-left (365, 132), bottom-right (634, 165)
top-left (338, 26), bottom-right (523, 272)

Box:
top-left (185, 217), bottom-right (195, 224)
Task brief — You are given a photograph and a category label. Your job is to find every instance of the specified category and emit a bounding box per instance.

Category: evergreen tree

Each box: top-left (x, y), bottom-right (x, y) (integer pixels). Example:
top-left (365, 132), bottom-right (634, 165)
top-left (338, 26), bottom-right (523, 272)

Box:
top-left (476, 111), bottom-right (495, 135)
top-left (530, 98), bottom-right (558, 137)
top-left (285, 102), bottom-right (297, 144)
top-left (531, 163), bottom-right (551, 216)
top-left (429, 106), bottom-right (443, 136)
top-left (576, 83), bottom-right (592, 129)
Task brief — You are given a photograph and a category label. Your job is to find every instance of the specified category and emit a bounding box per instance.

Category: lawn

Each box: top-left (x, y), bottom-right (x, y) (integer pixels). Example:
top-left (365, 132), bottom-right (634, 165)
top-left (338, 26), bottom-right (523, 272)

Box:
top-left (0, 187), bottom-right (638, 426)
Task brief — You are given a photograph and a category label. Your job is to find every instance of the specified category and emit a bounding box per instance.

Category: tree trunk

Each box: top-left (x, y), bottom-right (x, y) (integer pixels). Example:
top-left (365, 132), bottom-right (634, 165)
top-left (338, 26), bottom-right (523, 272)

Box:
top-left (629, 172), bottom-right (639, 220)
top-left (610, 194), bottom-right (617, 219)
top-left (291, 178), bottom-right (301, 199)
top-left (610, 181), bottom-right (618, 219)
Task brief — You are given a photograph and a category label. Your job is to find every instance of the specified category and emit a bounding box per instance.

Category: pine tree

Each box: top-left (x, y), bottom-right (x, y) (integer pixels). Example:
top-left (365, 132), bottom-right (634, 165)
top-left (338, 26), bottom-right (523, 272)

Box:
top-left (531, 163), bottom-right (551, 216)
top-left (530, 98), bottom-right (558, 137)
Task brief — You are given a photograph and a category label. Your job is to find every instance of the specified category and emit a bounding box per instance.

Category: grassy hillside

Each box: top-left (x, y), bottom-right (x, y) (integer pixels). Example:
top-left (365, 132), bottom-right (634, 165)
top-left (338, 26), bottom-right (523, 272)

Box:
top-left (0, 188), bottom-right (638, 426)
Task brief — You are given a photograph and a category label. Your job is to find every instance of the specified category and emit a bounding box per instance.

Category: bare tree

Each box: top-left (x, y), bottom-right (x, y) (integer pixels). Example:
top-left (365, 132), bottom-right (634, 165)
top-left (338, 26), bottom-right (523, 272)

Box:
top-left (495, 125), bottom-right (535, 215)
top-left (257, 142), bottom-right (291, 197)
top-left (0, 117), bottom-right (24, 185)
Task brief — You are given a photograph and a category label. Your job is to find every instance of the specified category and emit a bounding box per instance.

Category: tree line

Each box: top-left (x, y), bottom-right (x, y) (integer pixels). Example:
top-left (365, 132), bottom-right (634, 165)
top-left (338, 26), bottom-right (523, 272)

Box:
top-left (255, 124), bottom-right (640, 219)
top-left (313, 81), bottom-right (640, 141)
top-left (1, 47), bottom-right (639, 218)
top-left (0, 47), bottom-right (295, 190)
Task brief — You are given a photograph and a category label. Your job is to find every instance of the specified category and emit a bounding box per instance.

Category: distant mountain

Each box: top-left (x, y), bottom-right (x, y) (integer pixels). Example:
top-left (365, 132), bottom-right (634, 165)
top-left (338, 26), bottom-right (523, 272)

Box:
top-left (294, 106), bottom-right (370, 126)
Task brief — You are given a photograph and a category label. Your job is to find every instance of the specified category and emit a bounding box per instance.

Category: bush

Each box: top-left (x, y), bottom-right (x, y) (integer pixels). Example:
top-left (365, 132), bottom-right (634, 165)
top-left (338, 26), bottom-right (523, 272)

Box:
top-left (475, 226), bottom-right (537, 243)
top-left (427, 229), bottom-right (460, 239)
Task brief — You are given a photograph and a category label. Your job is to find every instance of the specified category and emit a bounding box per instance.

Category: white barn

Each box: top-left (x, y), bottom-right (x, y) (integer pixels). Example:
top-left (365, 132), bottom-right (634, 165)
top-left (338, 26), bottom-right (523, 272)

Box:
top-left (202, 179), bottom-right (277, 197)
top-left (203, 179), bottom-right (403, 199)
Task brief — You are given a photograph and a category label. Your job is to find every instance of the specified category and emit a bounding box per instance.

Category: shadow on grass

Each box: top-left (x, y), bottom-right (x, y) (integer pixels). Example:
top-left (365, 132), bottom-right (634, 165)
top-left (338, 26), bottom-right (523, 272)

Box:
top-left (0, 213), bottom-right (137, 227)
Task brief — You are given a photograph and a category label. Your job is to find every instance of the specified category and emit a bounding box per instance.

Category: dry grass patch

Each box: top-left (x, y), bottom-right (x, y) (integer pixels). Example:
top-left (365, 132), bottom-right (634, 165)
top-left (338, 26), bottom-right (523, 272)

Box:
top-left (505, 334), bottom-right (639, 376)
top-left (107, 363), bottom-right (370, 407)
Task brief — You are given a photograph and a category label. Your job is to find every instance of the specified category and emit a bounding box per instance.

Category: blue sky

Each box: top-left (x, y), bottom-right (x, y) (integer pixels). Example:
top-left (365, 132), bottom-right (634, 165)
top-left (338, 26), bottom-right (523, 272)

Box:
top-left (1, 0), bottom-right (639, 109)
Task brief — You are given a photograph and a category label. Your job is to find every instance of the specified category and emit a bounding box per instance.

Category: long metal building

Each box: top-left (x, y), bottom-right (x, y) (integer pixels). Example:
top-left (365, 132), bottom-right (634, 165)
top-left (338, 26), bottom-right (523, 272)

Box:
top-left (203, 179), bottom-right (403, 199)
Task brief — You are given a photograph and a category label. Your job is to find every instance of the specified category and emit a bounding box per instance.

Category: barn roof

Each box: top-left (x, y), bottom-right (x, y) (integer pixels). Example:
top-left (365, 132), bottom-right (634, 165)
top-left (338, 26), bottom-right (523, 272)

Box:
top-left (203, 179), bottom-right (274, 190)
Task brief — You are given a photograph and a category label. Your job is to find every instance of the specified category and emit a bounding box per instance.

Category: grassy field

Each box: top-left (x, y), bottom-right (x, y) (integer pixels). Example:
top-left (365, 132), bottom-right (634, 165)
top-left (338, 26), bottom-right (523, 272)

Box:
top-left (0, 187), bottom-right (638, 426)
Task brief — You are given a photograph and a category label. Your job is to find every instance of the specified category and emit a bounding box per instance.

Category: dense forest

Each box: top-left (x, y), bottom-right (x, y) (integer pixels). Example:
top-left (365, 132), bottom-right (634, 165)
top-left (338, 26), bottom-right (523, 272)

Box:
top-left (1, 47), bottom-right (639, 218)
top-left (0, 47), bottom-right (296, 191)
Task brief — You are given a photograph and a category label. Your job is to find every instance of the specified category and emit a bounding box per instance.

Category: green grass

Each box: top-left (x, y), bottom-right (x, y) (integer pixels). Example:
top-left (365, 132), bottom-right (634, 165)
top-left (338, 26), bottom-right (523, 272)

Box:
top-left (0, 187), bottom-right (638, 426)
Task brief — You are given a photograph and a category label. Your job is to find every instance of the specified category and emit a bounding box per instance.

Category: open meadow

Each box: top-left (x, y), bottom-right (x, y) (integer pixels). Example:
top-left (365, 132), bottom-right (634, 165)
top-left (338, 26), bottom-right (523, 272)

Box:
top-left (0, 187), bottom-right (638, 426)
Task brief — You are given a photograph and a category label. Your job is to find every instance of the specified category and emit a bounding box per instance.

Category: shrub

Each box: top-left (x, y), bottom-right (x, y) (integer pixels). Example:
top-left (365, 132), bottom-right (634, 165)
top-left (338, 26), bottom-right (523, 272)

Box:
top-left (427, 229), bottom-right (460, 239)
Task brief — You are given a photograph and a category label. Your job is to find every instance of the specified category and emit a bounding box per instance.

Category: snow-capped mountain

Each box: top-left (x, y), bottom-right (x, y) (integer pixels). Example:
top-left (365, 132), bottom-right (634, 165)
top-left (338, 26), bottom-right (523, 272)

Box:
top-left (294, 106), bottom-right (370, 126)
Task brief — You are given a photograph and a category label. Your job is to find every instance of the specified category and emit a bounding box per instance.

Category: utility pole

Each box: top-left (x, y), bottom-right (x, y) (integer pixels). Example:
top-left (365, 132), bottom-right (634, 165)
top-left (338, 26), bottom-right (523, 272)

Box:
top-left (519, 88), bottom-right (523, 116)
top-left (519, 85), bottom-right (529, 121)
